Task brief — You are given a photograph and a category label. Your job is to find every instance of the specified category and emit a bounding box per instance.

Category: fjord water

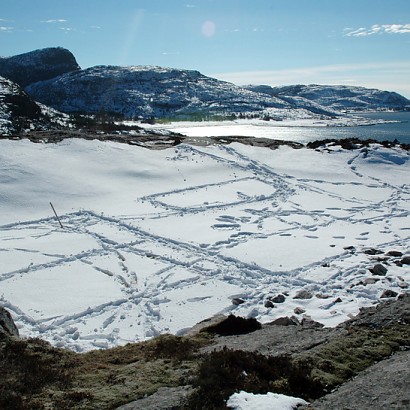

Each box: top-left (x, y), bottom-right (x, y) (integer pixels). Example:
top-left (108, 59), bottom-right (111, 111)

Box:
top-left (345, 112), bottom-right (410, 144)
top-left (258, 112), bottom-right (410, 145)
top-left (161, 112), bottom-right (410, 145)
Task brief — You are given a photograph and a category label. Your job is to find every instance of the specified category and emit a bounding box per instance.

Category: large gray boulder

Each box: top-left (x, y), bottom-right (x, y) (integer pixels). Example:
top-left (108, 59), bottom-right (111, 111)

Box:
top-left (0, 306), bottom-right (19, 339)
top-left (116, 386), bottom-right (194, 410)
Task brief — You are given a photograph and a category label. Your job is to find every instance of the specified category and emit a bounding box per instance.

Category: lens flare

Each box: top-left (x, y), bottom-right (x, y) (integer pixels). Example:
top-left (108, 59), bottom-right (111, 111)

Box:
top-left (202, 20), bottom-right (216, 37)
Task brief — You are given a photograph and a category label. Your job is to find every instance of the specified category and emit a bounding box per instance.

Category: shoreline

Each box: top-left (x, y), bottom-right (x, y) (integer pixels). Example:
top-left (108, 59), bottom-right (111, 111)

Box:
top-left (2, 129), bottom-right (409, 151)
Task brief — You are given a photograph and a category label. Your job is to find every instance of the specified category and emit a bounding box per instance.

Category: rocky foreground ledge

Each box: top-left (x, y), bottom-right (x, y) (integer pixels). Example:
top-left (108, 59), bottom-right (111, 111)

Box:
top-left (1, 294), bottom-right (409, 409)
top-left (2, 128), bottom-right (410, 151)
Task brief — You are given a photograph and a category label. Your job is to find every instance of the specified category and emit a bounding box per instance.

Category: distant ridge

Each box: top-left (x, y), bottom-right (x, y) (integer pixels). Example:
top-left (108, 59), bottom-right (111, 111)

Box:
top-left (245, 84), bottom-right (410, 112)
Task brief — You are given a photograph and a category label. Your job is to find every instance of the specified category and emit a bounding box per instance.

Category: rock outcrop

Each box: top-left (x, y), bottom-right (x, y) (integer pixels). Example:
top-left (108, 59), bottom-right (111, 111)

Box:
top-left (0, 306), bottom-right (19, 339)
top-left (0, 47), bottom-right (80, 88)
top-left (0, 76), bottom-right (70, 135)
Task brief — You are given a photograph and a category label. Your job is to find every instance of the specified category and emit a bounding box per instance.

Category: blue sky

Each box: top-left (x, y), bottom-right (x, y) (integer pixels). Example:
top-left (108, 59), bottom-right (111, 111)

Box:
top-left (1, 0), bottom-right (410, 97)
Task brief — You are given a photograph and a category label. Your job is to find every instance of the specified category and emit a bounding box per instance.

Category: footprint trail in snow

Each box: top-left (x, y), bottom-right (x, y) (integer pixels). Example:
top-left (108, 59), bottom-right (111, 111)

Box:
top-left (0, 140), bottom-right (409, 351)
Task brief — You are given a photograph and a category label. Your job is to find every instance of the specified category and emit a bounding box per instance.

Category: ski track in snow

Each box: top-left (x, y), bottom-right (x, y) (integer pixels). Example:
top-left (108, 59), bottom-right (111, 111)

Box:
top-left (1, 142), bottom-right (409, 351)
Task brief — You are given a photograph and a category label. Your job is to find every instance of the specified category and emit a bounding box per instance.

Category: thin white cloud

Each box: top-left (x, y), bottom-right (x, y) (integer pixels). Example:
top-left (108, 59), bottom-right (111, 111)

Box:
top-left (384, 24), bottom-right (410, 34)
top-left (0, 26), bottom-right (13, 32)
top-left (41, 19), bottom-right (67, 24)
top-left (345, 24), bottom-right (410, 37)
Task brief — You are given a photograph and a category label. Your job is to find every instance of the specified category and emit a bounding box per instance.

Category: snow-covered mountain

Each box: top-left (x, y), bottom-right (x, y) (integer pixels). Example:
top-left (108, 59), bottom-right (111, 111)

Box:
top-left (246, 84), bottom-right (410, 112)
top-left (25, 64), bottom-right (331, 120)
top-left (0, 76), bottom-right (70, 135)
top-left (1, 47), bottom-right (409, 124)
top-left (0, 48), bottom-right (338, 121)
top-left (0, 47), bottom-right (80, 88)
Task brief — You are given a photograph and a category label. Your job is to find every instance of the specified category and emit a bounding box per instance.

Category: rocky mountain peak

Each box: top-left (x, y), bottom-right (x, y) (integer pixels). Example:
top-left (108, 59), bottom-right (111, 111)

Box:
top-left (0, 47), bottom-right (80, 88)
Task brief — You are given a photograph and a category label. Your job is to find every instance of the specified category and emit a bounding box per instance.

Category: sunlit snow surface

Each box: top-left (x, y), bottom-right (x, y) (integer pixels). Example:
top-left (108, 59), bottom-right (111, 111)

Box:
top-left (227, 391), bottom-right (308, 410)
top-left (0, 139), bottom-right (409, 351)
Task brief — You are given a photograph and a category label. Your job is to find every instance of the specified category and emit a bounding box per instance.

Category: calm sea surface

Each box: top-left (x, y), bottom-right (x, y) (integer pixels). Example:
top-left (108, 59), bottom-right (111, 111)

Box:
top-left (164, 112), bottom-right (410, 145)
top-left (271, 112), bottom-right (410, 145)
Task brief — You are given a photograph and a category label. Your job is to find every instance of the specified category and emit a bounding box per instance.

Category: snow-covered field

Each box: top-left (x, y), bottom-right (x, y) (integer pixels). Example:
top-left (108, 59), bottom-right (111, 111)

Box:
top-left (0, 138), bottom-right (409, 352)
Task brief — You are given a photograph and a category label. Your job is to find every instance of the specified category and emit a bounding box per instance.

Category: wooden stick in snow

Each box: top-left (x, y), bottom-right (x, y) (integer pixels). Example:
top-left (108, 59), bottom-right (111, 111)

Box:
top-left (50, 202), bottom-right (64, 228)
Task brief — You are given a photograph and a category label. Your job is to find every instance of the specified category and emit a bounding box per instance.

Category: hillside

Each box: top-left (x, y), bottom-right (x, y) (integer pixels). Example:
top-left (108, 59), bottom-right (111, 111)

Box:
top-left (0, 76), bottom-right (70, 135)
top-left (246, 84), bottom-right (410, 112)
top-left (25, 64), bottom-right (326, 120)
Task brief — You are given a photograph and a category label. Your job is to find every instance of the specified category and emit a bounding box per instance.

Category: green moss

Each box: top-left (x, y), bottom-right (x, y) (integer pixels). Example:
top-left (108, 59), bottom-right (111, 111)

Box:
top-left (297, 325), bottom-right (410, 391)
top-left (1, 324), bottom-right (408, 409)
top-left (0, 333), bottom-right (210, 409)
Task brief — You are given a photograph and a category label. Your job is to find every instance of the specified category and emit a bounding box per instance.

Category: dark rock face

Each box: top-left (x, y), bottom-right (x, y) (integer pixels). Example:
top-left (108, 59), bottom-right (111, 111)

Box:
top-left (232, 298), bottom-right (245, 306)
top-left (0, 307), bottom-right (19, 339)
top-left (0, 76), bottom-right (41, 134)
top-left (264, 300), bottom-right (275, 308)
top-left (0, 47), bottom-right (80, 88)
top-left (380, 289), bottom-right (399, 299)
top-left (270, 294), bottom-right (286, 303)
top-left (401, 256), bottom-right (410, 265)
top-left (201, 314), bottom-right (262, 336)
top-left (0, 76), bottom-right (69, 135)
top-left (364, 248), bottom-right (384, 255)
top-left (387, 250), bottom-right (403, 257)
top-left (370, 263), bottom-right (388, 276)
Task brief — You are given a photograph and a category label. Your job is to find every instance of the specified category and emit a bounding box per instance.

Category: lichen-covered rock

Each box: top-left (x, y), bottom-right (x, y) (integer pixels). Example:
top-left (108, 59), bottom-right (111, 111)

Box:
top-left (115, 386), bottom-right (194, 410)
top-left (269, 316), bottom-right (300, 326)
top-left (293, 290), bottom-right (314, 300)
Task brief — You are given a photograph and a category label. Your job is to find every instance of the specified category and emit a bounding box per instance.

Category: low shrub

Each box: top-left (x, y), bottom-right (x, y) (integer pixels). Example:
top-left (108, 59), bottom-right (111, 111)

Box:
top-left (185, 347), bottom-right (324, 409)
